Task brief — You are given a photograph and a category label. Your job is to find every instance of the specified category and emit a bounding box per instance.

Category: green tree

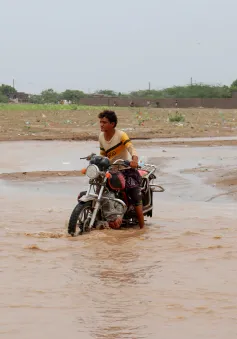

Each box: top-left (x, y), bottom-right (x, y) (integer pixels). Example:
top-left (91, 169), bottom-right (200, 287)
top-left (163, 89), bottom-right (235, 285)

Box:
top-left (40, 89), bottom-right (60, 103)
top-left (231, 79), bottom-right (237, 89)
top-left (0, 93), bottom-right (8, 103)
top-left (230, 80), bottom-right (237, 97)
top-left (61, 89), bottom-right (85, 103)
top-left (129, 84), bottom-right (232, 99)
top-left (28, 94), bottom-right (44, 104)
top-left (95, 89), bottom-right (117, 96)
top-left (0, 84), bottom-right (16, 97)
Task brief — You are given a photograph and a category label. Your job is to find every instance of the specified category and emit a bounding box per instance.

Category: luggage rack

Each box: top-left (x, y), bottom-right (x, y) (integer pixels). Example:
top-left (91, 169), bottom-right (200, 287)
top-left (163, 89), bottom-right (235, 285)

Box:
top-left (141, 164), bottom-right (165, 192)
top-left (140, 163), bottom-right (157, 175)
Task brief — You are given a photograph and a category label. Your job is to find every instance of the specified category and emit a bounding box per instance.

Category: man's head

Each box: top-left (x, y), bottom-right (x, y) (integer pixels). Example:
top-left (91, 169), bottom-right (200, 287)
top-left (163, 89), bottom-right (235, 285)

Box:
top-left (98, 110), bottom-right (118, 132)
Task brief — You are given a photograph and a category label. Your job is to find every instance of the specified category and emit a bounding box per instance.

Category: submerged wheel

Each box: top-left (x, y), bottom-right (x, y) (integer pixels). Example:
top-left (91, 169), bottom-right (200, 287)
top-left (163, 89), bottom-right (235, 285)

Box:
top-left (68, 201), bottom-right (93, 236)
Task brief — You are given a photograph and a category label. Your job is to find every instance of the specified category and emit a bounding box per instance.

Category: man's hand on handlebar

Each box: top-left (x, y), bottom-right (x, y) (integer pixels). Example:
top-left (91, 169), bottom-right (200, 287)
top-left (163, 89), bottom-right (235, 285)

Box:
top-left (130, 160), bottom-right (139, 168)
top-left (130, 155), bottom-right (139, 169)
top-left (123, 159), bottom-right (139, 168)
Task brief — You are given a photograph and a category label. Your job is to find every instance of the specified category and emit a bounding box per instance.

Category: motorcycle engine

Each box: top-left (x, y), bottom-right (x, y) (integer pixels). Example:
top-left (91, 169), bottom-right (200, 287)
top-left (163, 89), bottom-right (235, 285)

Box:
top-left (102, 191), bottom-right (126, 227)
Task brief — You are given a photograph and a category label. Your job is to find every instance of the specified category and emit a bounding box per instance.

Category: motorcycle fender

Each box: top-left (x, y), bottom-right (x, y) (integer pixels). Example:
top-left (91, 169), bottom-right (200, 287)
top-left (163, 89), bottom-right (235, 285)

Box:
top-left (79, 195), bottom-right (96, 203)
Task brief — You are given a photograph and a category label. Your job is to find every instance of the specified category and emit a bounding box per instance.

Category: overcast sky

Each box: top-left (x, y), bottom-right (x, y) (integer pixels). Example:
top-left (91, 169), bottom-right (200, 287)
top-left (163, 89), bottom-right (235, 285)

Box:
top-left (0, 0), bottom-right (236, 94)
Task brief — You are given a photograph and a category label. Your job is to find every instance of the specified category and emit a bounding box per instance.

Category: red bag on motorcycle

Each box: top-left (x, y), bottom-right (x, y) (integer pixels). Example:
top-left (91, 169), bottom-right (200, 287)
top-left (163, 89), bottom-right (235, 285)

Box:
top-left (107, 171), bottom-right (126, 190)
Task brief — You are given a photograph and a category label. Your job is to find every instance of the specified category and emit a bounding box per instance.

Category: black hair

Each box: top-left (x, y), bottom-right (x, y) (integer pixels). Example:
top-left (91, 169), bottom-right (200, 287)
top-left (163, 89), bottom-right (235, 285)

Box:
top-left (98, 110), bottom-right (118, 127)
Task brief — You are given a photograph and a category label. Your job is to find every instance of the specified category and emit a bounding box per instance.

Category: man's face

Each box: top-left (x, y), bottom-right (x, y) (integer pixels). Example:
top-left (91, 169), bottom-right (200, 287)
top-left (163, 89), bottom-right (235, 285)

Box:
top-left (99, 117), bottom-right (114, 132)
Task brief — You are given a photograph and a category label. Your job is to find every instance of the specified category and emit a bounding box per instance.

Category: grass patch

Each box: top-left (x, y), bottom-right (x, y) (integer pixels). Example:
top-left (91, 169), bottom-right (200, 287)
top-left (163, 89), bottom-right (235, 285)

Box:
top-left (169, 111), bottom-right (185, 122)
top-left (0, 104), bottom-right (111, 111)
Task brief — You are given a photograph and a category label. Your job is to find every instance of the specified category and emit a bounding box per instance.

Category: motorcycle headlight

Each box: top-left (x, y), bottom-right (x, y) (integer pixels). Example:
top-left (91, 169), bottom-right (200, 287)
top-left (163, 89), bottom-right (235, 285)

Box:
top-left (86, 165), bottom-right (99, 179)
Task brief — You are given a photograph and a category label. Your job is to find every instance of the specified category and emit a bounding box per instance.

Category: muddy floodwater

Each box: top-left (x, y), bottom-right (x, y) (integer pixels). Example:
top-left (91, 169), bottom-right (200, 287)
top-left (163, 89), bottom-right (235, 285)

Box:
top-left (1, 140), bottom-right (237, 339)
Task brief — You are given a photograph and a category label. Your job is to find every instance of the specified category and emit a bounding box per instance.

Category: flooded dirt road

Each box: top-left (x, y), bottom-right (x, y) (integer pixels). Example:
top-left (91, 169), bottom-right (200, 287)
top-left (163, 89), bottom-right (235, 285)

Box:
top-left (1, 140), bottom-right (237, 339)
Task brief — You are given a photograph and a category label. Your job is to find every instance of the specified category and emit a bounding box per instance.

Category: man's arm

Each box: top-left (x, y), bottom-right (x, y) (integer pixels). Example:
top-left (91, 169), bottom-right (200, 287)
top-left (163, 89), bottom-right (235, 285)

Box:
top-left (121, 132), bottom-right (139, 167)
top-left (100, 144), bottom-right (106, 156)
top-left (99, 133), bottom-right (106, 156)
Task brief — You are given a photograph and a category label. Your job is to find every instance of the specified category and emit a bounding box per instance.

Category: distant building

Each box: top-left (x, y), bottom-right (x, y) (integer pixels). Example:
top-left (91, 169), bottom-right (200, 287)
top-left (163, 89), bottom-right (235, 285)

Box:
top-left (9, 92), bottom-right (29, 103)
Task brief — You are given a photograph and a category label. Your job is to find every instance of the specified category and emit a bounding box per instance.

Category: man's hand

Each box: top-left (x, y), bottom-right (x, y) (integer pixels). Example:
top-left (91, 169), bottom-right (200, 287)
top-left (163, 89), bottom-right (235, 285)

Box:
top-left (130, 155), bottom-right (139, 168)
top-left (130, 160), bottom-right (138, 168)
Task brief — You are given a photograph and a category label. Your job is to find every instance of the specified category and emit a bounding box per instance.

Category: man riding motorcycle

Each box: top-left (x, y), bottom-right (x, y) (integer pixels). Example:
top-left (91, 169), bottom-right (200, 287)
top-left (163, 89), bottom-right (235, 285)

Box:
top-left (98, 110), bottom-right (144, 229)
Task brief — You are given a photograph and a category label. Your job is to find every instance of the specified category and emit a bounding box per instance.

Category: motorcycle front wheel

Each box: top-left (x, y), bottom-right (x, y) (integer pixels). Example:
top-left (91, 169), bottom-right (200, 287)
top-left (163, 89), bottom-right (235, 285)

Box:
top-left (68, 201), bottom-right (93, 236)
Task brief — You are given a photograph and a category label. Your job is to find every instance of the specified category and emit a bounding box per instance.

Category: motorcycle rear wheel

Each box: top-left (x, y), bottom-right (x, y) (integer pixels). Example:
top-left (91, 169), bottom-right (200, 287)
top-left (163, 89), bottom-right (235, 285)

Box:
top-left (68, 201), bottom-right (93, 236)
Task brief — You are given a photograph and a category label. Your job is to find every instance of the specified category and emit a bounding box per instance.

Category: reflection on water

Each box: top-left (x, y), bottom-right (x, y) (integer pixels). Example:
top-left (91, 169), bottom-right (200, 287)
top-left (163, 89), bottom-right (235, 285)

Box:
top-left (67, 229), bottom-right (162, 339)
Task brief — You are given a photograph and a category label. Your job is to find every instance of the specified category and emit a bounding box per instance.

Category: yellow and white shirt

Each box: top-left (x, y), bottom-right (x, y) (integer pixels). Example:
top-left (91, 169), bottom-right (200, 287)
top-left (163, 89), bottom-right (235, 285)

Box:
top-left (99, 129), bottom-right (137, 163)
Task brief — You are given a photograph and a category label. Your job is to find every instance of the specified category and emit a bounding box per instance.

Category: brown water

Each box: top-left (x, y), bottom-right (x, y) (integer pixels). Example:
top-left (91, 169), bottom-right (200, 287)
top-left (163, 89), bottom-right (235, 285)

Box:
top-left (1, 141), bottom-right (237, 339)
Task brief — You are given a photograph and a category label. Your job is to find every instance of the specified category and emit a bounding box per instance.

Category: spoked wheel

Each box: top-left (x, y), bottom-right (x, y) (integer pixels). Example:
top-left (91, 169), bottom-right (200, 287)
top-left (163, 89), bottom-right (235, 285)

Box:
top-left (68, 201), bottom-right (93, 236)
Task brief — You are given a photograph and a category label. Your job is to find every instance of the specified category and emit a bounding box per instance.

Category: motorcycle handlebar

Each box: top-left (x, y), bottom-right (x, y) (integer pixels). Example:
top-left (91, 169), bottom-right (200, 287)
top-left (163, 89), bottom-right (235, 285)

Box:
top-left (80, 153), bottom-right (96, 160)
top-left (111, 160), bottom-right (130, 167)
top-left (80, 156), bottom-right (141, 169)
top-left (111, 160), bottom-right (141, 169)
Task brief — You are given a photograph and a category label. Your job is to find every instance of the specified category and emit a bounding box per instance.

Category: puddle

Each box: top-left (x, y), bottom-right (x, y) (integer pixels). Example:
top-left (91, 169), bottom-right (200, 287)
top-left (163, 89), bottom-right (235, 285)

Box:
top-left (1, 139), bottom-right (237, 339)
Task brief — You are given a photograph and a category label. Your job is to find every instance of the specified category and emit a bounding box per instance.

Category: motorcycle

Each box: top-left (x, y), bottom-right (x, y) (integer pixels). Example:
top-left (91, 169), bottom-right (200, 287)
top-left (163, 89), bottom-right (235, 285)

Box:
top-left (68, 154), bottom-right (164, 236)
